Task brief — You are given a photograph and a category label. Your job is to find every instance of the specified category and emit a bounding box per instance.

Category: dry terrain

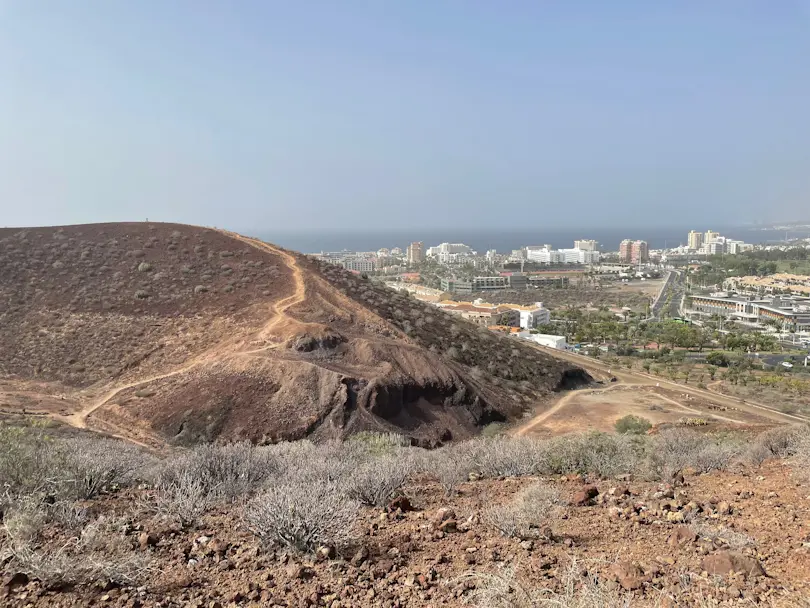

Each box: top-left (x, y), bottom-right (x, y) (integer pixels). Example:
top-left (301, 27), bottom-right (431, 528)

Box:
top-left (0, 222), bottom-right (588, 447)
top-left (2, 424), bottom-right (810, 608)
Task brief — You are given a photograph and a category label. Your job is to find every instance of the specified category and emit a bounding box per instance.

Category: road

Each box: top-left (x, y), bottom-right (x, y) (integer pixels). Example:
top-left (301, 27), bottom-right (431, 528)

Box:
top-left (650, 270), bottom-right (685, 319)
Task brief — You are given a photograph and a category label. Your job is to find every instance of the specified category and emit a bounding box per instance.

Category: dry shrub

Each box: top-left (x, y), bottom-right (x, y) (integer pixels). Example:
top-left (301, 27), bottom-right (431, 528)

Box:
top-left (461, 557), bottom-right (633, 608)
top-left (485, 482), bottom-right (562, 540)
top-left (344, 453), bottom-right (415, 507)
top-left (346, 431), bottom-right (411, 456)
top-left (4, 506), bottom-right (150, 588)
top-left (745, 425), bottom-right (805, 466)
top-left (0, 423), bottom-right (60, 499)
top-left (59, 436), bottom-right (156, 499)
top-left (792, 433), bottom-right (810, 483)
top-left (540, 432), bottom-right (640, 479)
top-left (644, 429), bottom-right (742, 480)
top-left (471, 437), bottom-right (547, 478)
top-left (155, 441), bottom-right (273, 502)
top-left (152, 470), bottom-right (212, 528)
top-left (244, 481), bottom-right (359, 555)
top-left (689, 520), bottom-right (755, 550)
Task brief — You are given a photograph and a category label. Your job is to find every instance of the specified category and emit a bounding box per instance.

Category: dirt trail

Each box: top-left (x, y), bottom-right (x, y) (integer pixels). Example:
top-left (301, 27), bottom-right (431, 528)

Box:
top-left (224, 232), bottom-right (310, 350)
top-left (58, 232), bottom-right (308, 437)
top-left (529, 345), bottom-right (807, 425)
top-left (515, 384), bottom-right (624, 436)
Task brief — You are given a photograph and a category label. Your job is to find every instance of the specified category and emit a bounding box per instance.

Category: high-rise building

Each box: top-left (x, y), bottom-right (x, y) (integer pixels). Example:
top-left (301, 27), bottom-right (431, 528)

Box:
top-left (574, 239), bottom-right (598, 251)
top-left (632, 240), bottom-right (649, 264)
top-left (619, 239), bottom-right (648, 264)
top-left (406, 241), bottom-right (424, 265)
top-left (704, 230), bottom-right (719, 244)
top-left (687, 231), bottom-right (703, 250)
top-left (619, 239), bottom-right (633, 263)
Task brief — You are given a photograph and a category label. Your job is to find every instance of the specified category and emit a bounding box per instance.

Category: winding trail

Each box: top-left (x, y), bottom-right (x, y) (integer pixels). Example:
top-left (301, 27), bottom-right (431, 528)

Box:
top-left (60, 232), bottom-right (307, 435)
top-left (535, 345), bottom-right (807, 423)
top-left (515, 384), bottom-right (623, 436)
top-left (513, 344), bottom-right (807, 436)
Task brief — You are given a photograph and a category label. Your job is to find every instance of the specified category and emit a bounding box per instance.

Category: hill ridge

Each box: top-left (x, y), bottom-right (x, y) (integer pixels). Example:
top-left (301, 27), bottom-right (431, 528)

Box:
top-left (0, 222), bottom-right (587, 446)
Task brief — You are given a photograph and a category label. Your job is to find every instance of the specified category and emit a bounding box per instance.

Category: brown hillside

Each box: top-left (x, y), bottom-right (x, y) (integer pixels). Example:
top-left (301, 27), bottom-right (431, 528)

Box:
top-left (0, 222), bottom-right (588, 446)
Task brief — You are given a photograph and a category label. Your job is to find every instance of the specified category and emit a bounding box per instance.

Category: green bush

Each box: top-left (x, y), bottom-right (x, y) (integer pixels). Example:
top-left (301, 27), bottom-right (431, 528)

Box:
top-left (614, 415), bottom-right (652, 435)
top-left (706, 351), bottom-right (731, 367)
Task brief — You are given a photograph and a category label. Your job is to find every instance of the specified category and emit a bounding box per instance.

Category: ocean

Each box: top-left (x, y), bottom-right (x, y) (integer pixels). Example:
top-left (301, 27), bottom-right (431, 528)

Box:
top-left (250, 225), bottom-right (810, 255)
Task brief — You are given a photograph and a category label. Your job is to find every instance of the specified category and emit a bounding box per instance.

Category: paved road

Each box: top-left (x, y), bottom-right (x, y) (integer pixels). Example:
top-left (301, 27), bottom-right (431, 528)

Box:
top-left (650, 270), bottom-right (684, 319)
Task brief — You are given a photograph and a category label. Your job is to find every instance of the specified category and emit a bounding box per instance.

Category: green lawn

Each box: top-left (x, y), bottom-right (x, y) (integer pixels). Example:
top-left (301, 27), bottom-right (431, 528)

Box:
top-left (775, 260), bottom-right (810, 275)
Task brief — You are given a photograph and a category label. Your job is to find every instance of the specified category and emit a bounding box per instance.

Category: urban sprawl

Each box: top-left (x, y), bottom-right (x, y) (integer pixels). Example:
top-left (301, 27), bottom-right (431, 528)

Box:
top-left (313, 229), bottom-right (810, 352)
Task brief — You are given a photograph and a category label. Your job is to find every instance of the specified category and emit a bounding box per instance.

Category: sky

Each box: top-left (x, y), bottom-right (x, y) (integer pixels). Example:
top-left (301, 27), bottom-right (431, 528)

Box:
top-left (2, 1), bottom-right (810, 232)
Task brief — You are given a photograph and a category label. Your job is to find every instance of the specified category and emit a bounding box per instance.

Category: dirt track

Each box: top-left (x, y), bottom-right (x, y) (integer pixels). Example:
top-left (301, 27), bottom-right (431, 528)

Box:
top-left (515, 345), bottom-right (806, 437)
top-left (59, 233), bottom-right (309, 438)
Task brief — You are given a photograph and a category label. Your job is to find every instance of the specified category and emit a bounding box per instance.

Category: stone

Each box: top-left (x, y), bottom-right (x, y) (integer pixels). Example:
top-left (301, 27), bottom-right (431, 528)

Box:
top-left (438, 519), bottom-right (457, 533)
top-left (3, 572), bottom-right (29, 595)
top-left (667, 526), bottom-right (698, 548)
top-left (571, 485), bottom-right (599, 507)
top-left (434, 508), bottom-right (456, 524)
top-left (716, 501), bottom-right (732, 515)
top-left (286, 563), bottom-right (306, 580)
top-left (138, 532), bottom-right (158, 550)
top-left (387, 496), bottom-right (414, 513)
top-left (701, 551), bottom-right (765, 578)
top-left (207, 538), bottom-right (229, 555)
top-left (350, 546), bottom-right (369, 567)
top-left (609, 562), bottom-right (648, 590)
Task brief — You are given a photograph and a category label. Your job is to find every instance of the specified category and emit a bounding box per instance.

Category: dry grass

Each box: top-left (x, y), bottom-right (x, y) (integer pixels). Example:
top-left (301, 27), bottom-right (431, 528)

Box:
top-left (485, 482), bottom-right (563, 540)
top-left (244, 481), bottom-right (359, 555)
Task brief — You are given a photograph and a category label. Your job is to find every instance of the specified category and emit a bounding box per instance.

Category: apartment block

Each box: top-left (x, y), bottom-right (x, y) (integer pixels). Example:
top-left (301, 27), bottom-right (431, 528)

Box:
top-left (406, 241), bottom-right (424, 265)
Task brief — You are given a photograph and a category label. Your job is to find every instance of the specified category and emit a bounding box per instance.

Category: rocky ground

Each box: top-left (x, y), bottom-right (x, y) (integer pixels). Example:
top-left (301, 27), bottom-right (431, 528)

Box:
top-left (4, 459), bottom-right (809, 607)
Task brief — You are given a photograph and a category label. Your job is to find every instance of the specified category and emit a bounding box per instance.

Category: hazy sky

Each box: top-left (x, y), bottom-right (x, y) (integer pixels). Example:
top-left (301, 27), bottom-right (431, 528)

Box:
top-left (2, 1), bottom-right (809, 232)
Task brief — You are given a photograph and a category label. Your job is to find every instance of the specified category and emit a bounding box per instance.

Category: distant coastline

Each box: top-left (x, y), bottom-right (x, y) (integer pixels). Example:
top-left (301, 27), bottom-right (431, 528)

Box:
top-left (251, 225), bottom-right (810, 255)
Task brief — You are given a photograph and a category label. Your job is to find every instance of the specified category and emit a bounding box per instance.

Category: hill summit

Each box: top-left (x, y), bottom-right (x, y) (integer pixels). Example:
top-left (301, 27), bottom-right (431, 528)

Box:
top-left (0, 222), bottom-right (588, 446)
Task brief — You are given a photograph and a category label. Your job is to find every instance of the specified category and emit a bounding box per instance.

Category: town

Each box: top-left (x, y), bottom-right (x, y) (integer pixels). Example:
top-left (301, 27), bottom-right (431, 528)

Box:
top-left (313, 229), bottom-right (810, 343)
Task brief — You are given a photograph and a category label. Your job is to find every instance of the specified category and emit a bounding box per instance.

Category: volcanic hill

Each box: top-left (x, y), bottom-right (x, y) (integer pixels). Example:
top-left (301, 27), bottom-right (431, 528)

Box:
top-left (0, 222), bottom-right (589, 446)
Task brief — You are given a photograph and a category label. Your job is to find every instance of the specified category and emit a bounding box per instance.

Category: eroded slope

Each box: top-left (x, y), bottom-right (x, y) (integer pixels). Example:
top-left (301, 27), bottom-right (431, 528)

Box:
top-left (0, 223), bottom-right (588, 445)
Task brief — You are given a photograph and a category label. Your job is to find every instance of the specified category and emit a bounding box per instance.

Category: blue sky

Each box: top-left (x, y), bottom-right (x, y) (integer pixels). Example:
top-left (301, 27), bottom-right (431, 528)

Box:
top-left (1, 1), bottom-right (809, 232)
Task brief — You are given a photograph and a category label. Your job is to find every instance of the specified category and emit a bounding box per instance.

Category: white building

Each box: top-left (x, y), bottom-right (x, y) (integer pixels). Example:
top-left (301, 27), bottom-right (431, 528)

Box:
top-left (527, 247), bottom-right (554, 264)
top-left (516, 331), bottom-right (567, 349)
top-left (343, 258), bottom-right (375, 272)
top-left (426, 242), bottom-right (475, 264)
top-left (526, 247), bottom-right (600, 265)
top-left (515, 303), bottom-right (550, 328)
top-left (574, 239), bottom-right (598, 251)
top-left (472, 299), bottom-right (550, 329)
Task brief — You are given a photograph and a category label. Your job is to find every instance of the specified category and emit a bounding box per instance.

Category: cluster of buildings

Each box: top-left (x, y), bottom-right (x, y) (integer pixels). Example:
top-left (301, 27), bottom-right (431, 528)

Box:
top-left (687, 230), bottom-right (752, 255)
top-left (619, 240), bottom-right (650, 264)
top-left (439, 273), bottom-right (569, 294)
top-left (318, 238), bottom-right (606, 274)
top-left (724, 273), bottom-right (810, 297)
top-left (316, 251), bottom-right (380, 273)
top-left (425, 242), bottom-right (475, 264)
top-left (689, 292), bottom-right (810, 331)
top-left (436, 299), bottom-right (551, 330)
top-left (508, 240), bottom-right (602, 265)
